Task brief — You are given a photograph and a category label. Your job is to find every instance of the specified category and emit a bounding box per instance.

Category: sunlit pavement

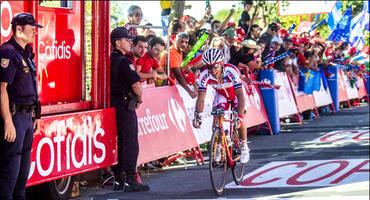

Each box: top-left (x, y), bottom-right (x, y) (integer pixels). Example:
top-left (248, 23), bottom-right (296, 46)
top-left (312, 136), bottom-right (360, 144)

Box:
top-left (78, 104), bottom-right (369, 200)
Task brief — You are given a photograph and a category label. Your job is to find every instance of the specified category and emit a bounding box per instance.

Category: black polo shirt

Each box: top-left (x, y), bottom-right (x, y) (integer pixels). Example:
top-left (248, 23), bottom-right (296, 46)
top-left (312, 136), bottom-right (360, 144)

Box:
top-left (110, 49), bottom-right (140, 99)
top-left (0, 37), bottom-right (38, 105)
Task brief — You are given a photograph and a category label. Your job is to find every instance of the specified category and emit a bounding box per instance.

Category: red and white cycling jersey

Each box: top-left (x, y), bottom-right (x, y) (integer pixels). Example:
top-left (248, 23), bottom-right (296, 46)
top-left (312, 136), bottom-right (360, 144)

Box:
top-left (197, 63), bottom-right (243, 102)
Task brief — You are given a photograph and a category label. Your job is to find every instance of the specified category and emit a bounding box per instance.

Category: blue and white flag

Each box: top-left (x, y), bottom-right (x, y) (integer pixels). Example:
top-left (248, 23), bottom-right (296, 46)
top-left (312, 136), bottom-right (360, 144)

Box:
top-left (309, 19), bottom-right (326, 33)
top-left (364, 1), bottom-right (370, 31)
top-left (349, 1), bottom-right (369, 49)
top-left (327, 1), bottom-right (343, 31)
top-left (328, 5), bottom-right (352, 42)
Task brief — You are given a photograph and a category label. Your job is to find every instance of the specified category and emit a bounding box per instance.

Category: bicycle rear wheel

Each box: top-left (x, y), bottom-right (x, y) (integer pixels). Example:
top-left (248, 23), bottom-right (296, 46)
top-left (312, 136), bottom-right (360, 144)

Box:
top-left (231, 127), bottom-right (245, 185)
top-left (209, 128), bottom-right (227, 196)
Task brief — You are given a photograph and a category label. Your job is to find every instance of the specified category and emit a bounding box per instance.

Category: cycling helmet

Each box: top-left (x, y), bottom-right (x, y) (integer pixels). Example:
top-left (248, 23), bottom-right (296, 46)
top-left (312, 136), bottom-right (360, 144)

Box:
top-left (202, 48), bottom-right (224, 66)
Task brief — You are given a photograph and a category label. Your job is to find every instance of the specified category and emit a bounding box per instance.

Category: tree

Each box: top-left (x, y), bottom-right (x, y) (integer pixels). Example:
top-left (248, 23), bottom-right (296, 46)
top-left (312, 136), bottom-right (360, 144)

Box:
top-left (110, 1), bottom-right (126, 28)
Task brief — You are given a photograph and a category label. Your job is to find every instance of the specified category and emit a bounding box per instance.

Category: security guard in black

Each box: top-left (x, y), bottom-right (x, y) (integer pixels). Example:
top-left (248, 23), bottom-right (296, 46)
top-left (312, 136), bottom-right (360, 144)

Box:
top-left (109, 27), bottom-right (149, 192)
top-left (0, 13), bottom-right (42, 200)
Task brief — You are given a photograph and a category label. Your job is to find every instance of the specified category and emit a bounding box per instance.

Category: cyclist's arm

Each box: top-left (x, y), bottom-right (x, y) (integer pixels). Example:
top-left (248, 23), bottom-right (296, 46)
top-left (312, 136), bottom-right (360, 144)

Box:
top-left (235, 87), bottom-right (245, 116)
top-left (195, 91), bottom-right (206, 113)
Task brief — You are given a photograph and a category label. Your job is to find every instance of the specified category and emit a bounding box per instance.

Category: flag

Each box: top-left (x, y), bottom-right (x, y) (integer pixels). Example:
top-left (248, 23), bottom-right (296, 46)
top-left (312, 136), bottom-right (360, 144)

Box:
top-left (350, 53), bottom-right (368, 65)
top-left (309, 19), bottom-right (327, 33)
top-left (364, 1), bottom-right (370, 31)
top-left (327, 1), bottom-right (343, 31)
top-left (349, 1), bottom-right (369, 49)
top-left (298, 68), bottom-right (321, 94)
top-left (328, 5), bottom-right (352, 42)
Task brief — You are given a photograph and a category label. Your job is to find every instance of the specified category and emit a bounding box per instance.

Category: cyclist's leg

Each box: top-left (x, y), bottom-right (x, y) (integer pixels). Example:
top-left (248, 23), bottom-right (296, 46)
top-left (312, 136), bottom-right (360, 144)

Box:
top-left (233, 98), bottom-right (250, 163)
top-left (233, 98), bottom-right (247, 141)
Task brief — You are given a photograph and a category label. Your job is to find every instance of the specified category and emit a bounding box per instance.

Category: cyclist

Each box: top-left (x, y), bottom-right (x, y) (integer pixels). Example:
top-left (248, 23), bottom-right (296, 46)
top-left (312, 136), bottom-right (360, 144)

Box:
top-left (193, 48), bottom-right (250, 164)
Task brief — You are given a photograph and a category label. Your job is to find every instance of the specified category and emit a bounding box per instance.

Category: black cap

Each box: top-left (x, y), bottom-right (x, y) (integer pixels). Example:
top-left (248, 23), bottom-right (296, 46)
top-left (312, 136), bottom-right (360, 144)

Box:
top-left (268, 23), bottom-right (279, 32)
top-left (11, 13), bottom-right (43, 28)
top-left (110, 27), bottom-right (133, 42)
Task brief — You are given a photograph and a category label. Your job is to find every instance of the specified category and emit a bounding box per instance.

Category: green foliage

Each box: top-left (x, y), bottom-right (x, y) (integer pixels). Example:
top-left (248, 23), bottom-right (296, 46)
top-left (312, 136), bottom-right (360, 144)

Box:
top-left (110, 2), bottom-right (126, 29)
top-left (213, 7), bottom-right (244, 24)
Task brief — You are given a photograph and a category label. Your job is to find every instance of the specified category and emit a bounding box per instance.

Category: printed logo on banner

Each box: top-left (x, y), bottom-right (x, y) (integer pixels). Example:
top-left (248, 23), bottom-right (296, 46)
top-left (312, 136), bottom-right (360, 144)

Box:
top-left (226, 159), bottom-right (369, 188)
top-left (168, 98), bottom-right (187, 133)
top-left (249, 86), bottom-right (261, 111)
top-left (313, 130), bottom-right (369, 144)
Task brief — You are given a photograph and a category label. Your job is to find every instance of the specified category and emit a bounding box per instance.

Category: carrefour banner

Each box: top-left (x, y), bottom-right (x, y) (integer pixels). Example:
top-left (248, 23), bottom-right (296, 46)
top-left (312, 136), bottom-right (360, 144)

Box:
top-left (137, 86), bottom-right (198, 164)
top-left (177, 85), bottom-right (216, 145)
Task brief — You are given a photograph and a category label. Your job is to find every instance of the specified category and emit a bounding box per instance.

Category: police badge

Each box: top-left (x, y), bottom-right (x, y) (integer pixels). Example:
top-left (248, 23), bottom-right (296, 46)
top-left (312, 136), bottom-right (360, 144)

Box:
top-left (1, 58), bottom-right (9, 68)
top-left (23, 66), bottom-right (30, 73)
top-left (129, 64), bottom-right (136, 71)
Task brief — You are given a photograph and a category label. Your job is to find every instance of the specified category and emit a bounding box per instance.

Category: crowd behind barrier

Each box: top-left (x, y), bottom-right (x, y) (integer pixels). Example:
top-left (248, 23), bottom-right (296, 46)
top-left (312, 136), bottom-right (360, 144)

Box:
top-left (118, 2), bottom-right (369, 167)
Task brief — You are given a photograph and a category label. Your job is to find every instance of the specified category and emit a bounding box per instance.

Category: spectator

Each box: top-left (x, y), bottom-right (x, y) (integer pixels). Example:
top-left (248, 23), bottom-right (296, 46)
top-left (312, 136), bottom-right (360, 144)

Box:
top-left (211, 20), bottom-right (221, 34)
top-left (303, 51), bottom-right (319, 71)
top-left (137, 37), bottom-right (167, 85)
top-left (258, 23), bottom-right (279, 60)
top-left (238, 0), bottom-right (253, 35)
top-left (220, 27), bottom-right (236, 63)
top-left (274, 37), bottom-right (293, 72)
top-left (128, 36), bottom-right (148, 69)
top-left (124, 5), bottom-right (143, 36)
top-left (235, 39), bottom-right (261, 74)
top-left (263, 36), bottom-right (283, 69)
top-left (160, 32), bottom-right (197, 98)
top-left (169, 19), bottom-right (185, 45)
top-left (213, 8), bottom-right (236, 34)
top-left (247, 24), bottom-right (262, 41)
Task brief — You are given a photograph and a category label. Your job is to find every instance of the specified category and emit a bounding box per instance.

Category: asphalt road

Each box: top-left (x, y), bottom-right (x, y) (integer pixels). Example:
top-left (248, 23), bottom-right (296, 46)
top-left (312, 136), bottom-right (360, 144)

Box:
top-left (78, 104), bottom-right (369, 200)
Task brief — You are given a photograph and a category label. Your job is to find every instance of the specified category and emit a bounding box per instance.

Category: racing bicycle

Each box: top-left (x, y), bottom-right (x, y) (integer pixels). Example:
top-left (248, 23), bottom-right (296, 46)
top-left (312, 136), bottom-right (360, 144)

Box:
top-left (204, 105), bottom-right (246, 196)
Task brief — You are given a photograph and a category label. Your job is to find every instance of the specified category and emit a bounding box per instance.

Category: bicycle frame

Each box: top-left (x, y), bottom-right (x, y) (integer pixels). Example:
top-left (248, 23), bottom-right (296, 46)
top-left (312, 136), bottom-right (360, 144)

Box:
top-left (212, 109), bottom-right (238, 168)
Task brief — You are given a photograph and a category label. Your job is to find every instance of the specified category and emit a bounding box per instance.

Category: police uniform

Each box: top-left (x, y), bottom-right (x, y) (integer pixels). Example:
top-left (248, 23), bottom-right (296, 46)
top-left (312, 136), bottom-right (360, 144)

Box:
top-left (109, 27), bottom-right (149, 192)
top-left (0, 13), bottom-right (42, 199)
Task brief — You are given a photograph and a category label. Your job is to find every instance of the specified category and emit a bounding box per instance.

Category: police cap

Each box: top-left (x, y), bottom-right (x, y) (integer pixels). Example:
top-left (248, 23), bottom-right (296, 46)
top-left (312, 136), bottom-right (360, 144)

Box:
top-left (11, 13), bottom-right (43, 28)
top-left (110, 27), bottom-right (134, 43)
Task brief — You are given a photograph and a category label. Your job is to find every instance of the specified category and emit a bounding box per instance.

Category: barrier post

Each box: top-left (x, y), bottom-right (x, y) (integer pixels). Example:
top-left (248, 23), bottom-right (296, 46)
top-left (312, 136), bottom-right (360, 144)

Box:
top-left (327, 65), bottom-right (339, 112)
top-left (258, 69), bottom-right (280, 135)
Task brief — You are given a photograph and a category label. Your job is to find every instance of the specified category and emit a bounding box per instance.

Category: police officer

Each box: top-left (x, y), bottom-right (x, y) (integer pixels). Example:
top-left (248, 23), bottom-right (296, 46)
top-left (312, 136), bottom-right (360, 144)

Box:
top-left (0, 13), bottom-right (42, 199)
top-left (110, 27), bottom-right (150, 192)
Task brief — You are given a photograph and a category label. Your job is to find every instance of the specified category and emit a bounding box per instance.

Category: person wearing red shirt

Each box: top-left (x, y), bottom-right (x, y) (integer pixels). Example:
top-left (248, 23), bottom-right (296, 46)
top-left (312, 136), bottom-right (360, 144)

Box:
top-left (136, 37), bottom-right (167, 84)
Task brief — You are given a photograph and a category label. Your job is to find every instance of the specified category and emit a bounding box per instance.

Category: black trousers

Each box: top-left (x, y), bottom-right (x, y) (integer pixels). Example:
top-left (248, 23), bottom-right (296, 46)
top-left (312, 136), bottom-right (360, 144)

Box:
top-left (0, 112), bottom-right (33, 200)
top-left (110, 98), bottom-right (139, 177)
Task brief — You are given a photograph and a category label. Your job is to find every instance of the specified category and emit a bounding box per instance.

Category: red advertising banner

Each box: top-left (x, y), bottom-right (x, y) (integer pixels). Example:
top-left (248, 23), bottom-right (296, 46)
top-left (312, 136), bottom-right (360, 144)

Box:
top-left (243, 75), bottom-right (270, 128)
top-left (27, 108), bottom-right (117, 187)
top-left (37, 2), bottom-right (83, 104)
top-left (137, 86), bottom-right (198, 164)
top-left (1, 1), bottom-right (29, 43)
top-left (357, 77), bottom-right (367, 99)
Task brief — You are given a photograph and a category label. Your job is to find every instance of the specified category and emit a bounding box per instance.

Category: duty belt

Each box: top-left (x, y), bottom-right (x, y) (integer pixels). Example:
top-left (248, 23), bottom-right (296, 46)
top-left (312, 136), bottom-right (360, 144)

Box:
top-left (11, 104), bottom-right (36, 114)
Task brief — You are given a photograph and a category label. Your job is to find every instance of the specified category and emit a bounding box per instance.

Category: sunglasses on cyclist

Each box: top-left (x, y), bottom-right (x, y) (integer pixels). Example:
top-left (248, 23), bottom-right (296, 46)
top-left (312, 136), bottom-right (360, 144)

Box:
top-left (206, 63), bottom-right (223, 70)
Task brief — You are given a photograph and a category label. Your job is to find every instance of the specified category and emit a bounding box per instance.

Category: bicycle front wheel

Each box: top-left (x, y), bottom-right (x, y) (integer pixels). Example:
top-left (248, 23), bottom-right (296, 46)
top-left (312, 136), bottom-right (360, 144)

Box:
top-left (209, 128), bottom-right (227, 196)
top-left (231, 127), bottom-right (245, 185)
